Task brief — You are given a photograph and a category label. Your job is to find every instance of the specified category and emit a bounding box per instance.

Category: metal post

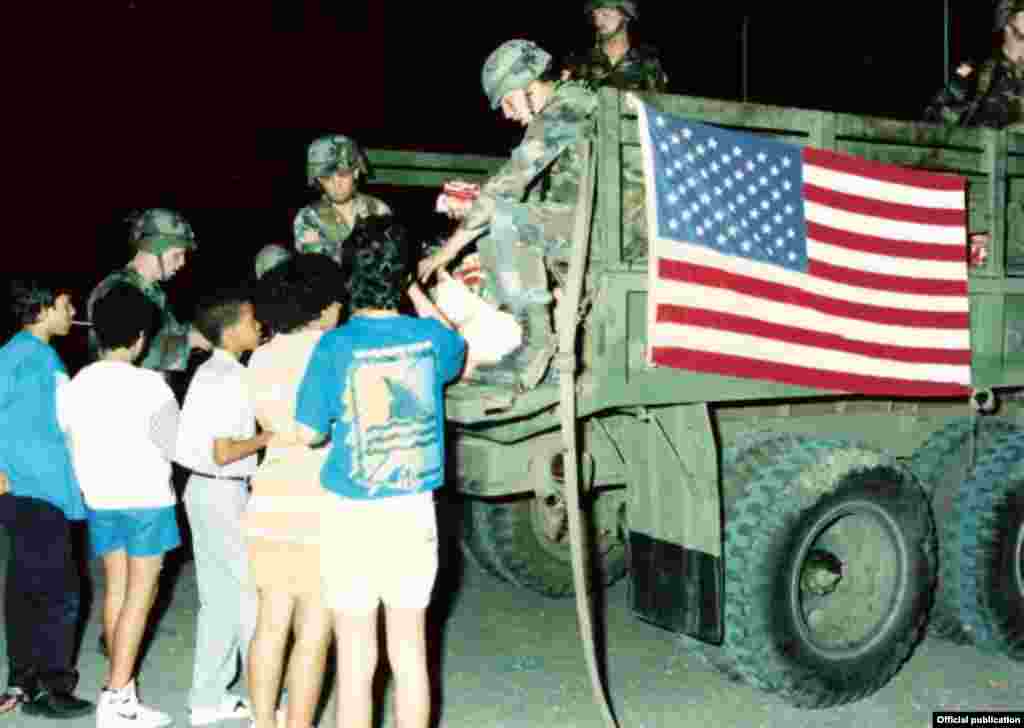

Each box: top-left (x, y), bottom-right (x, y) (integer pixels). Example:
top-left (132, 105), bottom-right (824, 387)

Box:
top-left (944, 0), bottom-right (951, 86)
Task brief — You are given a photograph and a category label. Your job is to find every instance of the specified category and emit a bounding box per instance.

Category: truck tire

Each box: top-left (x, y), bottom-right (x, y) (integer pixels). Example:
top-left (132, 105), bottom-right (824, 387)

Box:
top-left (460, 498), bottom-right (519, 586)
top-left (468, 492), bottom-right (628, 598)
top-left (706, 437), bottom-right (935, 708)
top-left (958, 432), bottom-right (1024, 660)
top-left (908, 418), bottom-right (1018, 642)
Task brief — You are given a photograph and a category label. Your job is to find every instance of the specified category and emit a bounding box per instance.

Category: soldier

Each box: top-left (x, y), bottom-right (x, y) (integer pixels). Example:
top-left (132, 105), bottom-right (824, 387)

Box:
top-left (253, 243), bottom-right (293, 280)
top-left (924, 0), bottom-right (1024, 128)
top-left (293, 134), bottom-right (391, 263)
top-left (561, 0), bottom-right (668, 93)
top-left (87, 208), bottom-right (211, 373)
top-left (418, 40), bottom-right (597, 390)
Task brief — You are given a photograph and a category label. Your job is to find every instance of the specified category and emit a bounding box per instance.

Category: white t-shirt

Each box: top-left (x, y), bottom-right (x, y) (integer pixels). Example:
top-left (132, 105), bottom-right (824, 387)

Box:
top-left (59, 360), bottom-right (178, 510)
top-left (175, 349), bottom-right (258, 479)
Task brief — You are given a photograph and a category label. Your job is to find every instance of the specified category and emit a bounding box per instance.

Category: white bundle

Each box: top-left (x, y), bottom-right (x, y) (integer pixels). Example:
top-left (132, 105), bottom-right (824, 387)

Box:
top-left (431, 273), bottom-right (522, 365)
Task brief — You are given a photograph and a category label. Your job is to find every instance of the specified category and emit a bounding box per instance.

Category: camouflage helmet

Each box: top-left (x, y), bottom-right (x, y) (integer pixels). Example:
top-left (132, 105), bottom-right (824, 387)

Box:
top-left (584, 0), bottom-right (638, 20)
top-left (481, 40), bottom-right (553, 110)
top-left (996, 0), bottom-right (1024, 29)
top-left (129, 208), bottom-right (197, 255)
top-left (253, 243), bottom-right (293, 280)
top-left (306, 134), bottom-right (369, 187)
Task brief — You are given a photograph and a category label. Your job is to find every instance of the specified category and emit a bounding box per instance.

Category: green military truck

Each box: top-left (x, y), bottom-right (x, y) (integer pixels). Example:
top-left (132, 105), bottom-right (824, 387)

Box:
top-left (367, 87), bottom-right (1024, 709)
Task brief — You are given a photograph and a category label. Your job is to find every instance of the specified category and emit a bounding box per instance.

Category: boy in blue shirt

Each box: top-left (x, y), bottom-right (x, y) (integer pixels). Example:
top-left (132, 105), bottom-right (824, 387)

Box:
top-left (0, 280), bottom-right (93, 719)
top-left (296, 217), bottom-right (464, 728)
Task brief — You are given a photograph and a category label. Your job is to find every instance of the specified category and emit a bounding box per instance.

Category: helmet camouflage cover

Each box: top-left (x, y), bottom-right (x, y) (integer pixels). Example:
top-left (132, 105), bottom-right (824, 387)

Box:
top-left (306, 134), bottom-right (369, 187)
top-left (584, 0), bottom-right (638, 20)
top-left (996, 0), bottom-right (1024, 29)
top-left (481, 40), bottom-right (553, 110)
top-left (129, 208), bottom-right (197, 255)
top-left (253, 243), bottom-right (293, 279)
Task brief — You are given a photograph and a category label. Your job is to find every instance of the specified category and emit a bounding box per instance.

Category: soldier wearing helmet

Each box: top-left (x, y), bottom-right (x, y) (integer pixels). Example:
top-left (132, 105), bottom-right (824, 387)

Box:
top-left (418, 40), bottom-right (597, 390)
top-left (87, 208), bottom-right (211, 371)
top-left (561, 1), bottom-right (668, 93)
top-left (925, 1), bottom-right (1024, 129)
top-left (293, 134), bottom-right (391, 264)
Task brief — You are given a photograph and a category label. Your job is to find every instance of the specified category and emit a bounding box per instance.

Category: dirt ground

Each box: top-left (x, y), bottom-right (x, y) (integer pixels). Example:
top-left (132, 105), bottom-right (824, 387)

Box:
top-left (1, 502), bottom-right (1020, 728)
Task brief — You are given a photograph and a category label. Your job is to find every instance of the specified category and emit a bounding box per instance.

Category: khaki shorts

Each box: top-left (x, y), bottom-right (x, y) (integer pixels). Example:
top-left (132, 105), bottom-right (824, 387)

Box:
top-left (321, 491), bottom-right (438, 614)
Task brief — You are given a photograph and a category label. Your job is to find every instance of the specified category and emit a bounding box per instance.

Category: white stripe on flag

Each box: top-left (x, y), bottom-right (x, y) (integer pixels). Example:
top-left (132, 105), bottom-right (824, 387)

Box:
top-left (805, 202), bottom-right (966, 245)
top-left (803, 163), bottom-right (966, 210)
top-left (807, 239), bottom-right (967, 281)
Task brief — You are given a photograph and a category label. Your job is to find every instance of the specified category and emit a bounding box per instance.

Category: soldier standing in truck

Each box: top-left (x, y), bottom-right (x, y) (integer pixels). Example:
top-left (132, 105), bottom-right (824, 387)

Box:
top-left (561, 0), bottom-right (668, 93)
top-left (293, 135), bottom-right (392, 265)
top-left (925, 0), bottom-right (1024, 129)
top-left (418, 40), bottom-right (597, 391)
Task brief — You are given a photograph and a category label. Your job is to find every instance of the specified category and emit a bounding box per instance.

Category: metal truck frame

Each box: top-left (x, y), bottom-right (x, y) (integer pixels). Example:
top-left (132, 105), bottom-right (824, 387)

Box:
top-left (365, 87), bottom-right (1024, 710)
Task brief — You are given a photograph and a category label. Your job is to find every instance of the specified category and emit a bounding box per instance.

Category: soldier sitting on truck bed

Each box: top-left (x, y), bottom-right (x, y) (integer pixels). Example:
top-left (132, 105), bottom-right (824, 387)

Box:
top-left (418, 40), bottom-right (597, 392)
top-left (924, 0), bottom-right (1024, 129)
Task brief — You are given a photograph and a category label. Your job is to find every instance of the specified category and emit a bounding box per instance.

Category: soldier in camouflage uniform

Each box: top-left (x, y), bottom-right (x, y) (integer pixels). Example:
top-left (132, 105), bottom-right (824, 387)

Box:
top-left (418, 40), bottom-right (597, 389)
top-left (87, 208), bottom-right (211, 372)
top-left (561, 0), bottom-right (668, 93)
top-left (293, 135), bottom-right (391, 263)
top-left (924, 0), bottom-right (1024, 129)
top-left (562, 1), bottom-right (665, 261)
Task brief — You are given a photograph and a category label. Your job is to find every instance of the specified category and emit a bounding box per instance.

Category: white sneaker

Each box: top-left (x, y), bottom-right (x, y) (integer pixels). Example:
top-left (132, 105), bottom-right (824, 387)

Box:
top-left (189, 696), bottom-right (251, 726)
top-left (97, 681), bottom-right (172, 728)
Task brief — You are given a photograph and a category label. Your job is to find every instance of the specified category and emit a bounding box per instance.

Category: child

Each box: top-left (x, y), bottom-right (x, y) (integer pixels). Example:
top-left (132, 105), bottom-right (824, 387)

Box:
top-left (0, 280), bottom-right (94, 719)
top-left (59, 284), bottom-right (180, 728)
top-left (245, 254), bottom-right (345, 728)
top-left (174, 286), bottom-right (267, 727)
top-left (296, 217), bottom-right (465, 728)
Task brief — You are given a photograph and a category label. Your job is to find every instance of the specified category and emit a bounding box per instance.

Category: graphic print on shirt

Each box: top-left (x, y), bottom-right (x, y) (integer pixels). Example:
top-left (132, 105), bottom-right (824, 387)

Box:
top-left (343, 341), bottom-right (441, 495)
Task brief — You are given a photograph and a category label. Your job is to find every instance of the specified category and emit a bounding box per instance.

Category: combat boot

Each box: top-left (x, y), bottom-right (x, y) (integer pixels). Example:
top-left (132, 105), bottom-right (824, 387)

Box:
top-left (466, 305), bottom-right (557, 390)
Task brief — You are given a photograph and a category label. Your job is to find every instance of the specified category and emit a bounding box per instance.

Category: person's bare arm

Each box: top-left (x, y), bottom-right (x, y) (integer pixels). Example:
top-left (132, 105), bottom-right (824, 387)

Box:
top-left (212, 431), bottom-right (274, 467)
top-left (0, 471), bottom-right (9, 496)
top-left (407, 281), bottom-right (455, 329)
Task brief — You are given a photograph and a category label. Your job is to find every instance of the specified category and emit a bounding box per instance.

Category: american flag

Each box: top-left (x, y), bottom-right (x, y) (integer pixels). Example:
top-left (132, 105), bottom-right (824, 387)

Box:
top-left (634, 100), bottom-right (971, 397)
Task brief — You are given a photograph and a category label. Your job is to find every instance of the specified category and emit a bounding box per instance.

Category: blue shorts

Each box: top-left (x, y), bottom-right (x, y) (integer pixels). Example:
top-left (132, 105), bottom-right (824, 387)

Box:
top-left (87, 506), bottom-right (181, 559)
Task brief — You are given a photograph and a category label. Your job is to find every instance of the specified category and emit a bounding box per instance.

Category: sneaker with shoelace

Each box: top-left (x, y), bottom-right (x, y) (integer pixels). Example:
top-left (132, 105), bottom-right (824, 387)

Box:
top-left (189, 696), bottom-right (251, 726)
top-left (97, 680), bottom-right (172, 728)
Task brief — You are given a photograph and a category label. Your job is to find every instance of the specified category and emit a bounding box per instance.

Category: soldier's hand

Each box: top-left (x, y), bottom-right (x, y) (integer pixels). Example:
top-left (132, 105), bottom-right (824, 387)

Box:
top-left (956, 63), bottom-right (975, 79)
top-left (561, 69), bottom-right (572, 81)
top-left (0, 471), bottom-right (9, 496)
top-left (188, 327), bottom-right (213, 352)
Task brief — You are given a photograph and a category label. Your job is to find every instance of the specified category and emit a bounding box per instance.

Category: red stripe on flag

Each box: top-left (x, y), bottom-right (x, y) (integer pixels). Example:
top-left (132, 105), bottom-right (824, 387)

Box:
top-left (803, 147), bottom-right (967, 192)
top-left (650, 347), bottom-right (971, 397)
top-left (804, 184), bottom-right (966, 226)
top-left (809, 259), bottom-right (968, 297)
top-left (657, 259), bottom-right (969, 329)
top-left (656, 304), bottom-right (972, 365)
top-left (806, 221), bottom-right (966, 263)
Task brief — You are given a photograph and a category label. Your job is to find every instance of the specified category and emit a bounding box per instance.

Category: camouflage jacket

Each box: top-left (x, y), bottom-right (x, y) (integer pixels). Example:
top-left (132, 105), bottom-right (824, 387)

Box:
top-left (293, 192), bottom-right (392, 263)
top-left (87, 267), bottom-right (190, 372)
top-left (924, 52), bottom-right (1024, 129)
top-left (463, 81), bottom-right (598, 232)
top-left (562, 42), bottom-right (669, 93)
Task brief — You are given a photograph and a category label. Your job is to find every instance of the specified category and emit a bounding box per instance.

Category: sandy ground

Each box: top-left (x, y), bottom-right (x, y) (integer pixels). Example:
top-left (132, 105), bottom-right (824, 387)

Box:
top-left (0, 502), bottom-right (1020, 728)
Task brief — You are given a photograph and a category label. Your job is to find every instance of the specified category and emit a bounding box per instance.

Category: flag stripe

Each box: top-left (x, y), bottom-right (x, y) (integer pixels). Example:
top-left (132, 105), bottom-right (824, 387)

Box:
top-left (804, 162), bottom-right (966, 210)
top-left (808, 240), bottom-right (967, 281)
top-left (806, 221), bottom-right (966, 262)
top-left (805, 202), bottom-right (965, 245)
top-left (657, 258), bottom-right (971, 329)
top-left (803, 147), bottom-right (968, 192)
top-left (804, 184), bottom-right (966, 227)
top-left (651, 347), bottom-right (971, 397)
top-left (809, 259), bottom-right (968, 297)
top-left (655, 305), bottom-right (973, 365)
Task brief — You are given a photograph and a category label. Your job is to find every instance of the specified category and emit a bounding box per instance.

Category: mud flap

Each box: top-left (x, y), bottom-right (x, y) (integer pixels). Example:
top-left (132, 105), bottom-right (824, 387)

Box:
top-left (629, 532), bottom-right (724, 643)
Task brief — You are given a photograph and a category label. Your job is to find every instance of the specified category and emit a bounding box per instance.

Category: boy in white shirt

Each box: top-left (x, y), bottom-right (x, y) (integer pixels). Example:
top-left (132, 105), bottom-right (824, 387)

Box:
top-left (175, 287), bottom-right (268, 727)
top-left (60, 285), bottom-right (180, 728)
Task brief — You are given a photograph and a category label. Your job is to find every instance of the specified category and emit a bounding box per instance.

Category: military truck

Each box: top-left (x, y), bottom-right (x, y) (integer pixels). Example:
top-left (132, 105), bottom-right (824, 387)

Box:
top-left (366, 87), bottom-right (1024, 709)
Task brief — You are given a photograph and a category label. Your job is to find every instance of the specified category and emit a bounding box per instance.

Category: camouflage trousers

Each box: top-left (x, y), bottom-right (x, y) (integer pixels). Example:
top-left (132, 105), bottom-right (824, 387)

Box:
top-left (479, 198), bottom-right (577, 312)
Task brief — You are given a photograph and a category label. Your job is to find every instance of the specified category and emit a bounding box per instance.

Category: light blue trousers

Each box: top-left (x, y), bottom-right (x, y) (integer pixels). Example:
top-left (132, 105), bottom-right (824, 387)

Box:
top-left (183, 474), bottom-right (258, 710)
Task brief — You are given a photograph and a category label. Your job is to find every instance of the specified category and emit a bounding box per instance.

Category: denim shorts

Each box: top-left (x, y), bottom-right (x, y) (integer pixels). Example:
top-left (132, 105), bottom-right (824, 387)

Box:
top-left (87, 505), bottom-right (181, 559)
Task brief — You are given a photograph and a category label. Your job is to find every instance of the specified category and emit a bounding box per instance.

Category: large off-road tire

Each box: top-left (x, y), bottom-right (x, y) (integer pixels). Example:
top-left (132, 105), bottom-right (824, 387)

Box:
top-left (958, 431), bottom-right (1024, 660)
top-left (704, 436), bottom-right (936, 709)
top-left (908, 418), bottom-right (1018, 642)
top-left (459, 498), bottom-right (518, 585)
top-left (466, 491), bottom-right (628, 598)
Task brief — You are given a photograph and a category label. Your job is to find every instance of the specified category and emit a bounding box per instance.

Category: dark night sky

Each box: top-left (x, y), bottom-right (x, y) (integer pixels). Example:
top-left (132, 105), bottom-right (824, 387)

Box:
top-left (10, 1), bottom-right (996, 320)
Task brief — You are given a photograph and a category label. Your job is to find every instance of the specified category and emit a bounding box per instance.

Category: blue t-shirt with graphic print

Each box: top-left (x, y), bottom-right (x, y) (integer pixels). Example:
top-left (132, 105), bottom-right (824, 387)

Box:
top-left (296, 314), bottom-right (466, 500)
